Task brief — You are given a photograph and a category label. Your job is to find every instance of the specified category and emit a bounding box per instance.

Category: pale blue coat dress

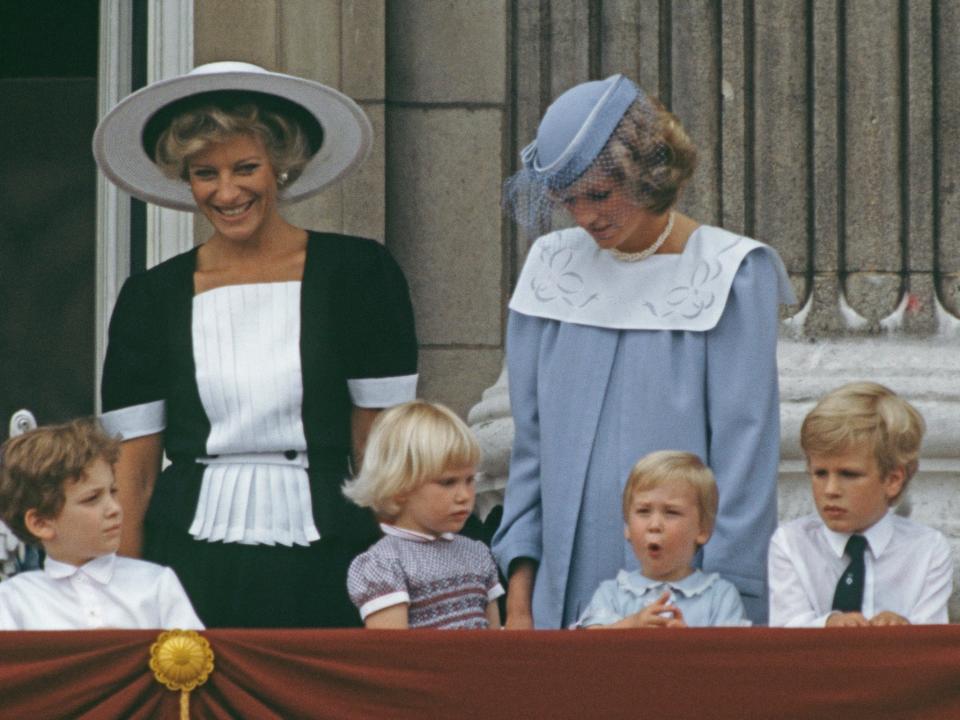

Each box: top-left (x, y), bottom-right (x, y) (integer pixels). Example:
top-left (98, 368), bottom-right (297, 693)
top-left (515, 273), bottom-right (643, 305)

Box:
top-left (491, 225), bottom-right (794, 628)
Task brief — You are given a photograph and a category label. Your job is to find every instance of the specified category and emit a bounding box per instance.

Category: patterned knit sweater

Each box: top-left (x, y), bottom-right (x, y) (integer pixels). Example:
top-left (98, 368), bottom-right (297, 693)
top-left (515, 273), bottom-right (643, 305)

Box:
top-left (347, 525), bottom-right (504, 628)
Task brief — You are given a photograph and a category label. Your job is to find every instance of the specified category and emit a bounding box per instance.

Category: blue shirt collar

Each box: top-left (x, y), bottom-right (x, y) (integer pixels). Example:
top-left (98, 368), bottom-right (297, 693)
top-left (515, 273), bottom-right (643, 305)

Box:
top-left (616, 568), bottom-right (718, 598)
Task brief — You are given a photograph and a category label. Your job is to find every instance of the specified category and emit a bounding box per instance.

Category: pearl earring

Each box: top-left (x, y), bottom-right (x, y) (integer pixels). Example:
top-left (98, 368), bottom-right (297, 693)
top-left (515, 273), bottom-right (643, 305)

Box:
top-left (277, 171), bottom-right (289, 186)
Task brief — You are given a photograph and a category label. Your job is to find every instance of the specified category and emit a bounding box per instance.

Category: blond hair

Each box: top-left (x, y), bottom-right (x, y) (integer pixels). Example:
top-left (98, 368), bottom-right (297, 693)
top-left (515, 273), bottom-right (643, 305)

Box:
top-left (622, 451), bottom-right (718, 540)
top-left (800, 382), bottom-right (925, 501)
top-left (154, 101), bottom-right (312, 183)
top-left (342, 401), bottom-right (480, 518)
top-left (0, 418), bottom-right (121, 543)
top-left (598, 97), bottom-right (697, 213)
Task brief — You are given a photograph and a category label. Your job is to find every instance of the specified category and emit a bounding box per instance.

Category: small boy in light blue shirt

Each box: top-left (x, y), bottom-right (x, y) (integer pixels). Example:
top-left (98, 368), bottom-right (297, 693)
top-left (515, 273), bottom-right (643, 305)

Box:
top-left (576, 451), bottom-right (747, 628)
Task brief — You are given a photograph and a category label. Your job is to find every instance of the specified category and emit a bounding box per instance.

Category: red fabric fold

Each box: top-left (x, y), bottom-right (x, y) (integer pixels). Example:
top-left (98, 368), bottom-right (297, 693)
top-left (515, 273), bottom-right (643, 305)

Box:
top-left (1, 627), bottom-right (958, 719)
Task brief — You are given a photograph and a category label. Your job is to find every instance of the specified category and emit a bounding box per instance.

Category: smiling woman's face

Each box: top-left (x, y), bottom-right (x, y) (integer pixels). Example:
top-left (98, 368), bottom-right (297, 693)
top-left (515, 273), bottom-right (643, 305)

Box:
top-left (187, 133), bottom-right (279, 244)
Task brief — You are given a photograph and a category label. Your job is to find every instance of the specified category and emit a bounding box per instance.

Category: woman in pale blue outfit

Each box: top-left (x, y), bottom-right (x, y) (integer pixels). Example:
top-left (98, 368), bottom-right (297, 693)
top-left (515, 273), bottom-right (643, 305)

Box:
top-left (492, 75), bottom-right (795, 628)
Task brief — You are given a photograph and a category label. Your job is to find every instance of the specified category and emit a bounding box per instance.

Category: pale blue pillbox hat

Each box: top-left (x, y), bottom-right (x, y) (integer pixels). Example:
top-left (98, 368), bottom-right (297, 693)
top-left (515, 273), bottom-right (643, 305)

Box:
top-left (520, 74), bottom-right (640, 190)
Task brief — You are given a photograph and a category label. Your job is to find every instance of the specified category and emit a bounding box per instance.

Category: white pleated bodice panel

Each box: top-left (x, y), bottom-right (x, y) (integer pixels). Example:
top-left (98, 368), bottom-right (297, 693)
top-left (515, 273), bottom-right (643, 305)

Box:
top-left (188, 282), bottom-right (320, 547)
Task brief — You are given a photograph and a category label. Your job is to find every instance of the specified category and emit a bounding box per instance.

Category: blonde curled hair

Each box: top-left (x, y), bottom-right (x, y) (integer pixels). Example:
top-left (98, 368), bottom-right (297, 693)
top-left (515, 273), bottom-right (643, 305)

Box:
top-left (342, 401), bottom-right (480, 519)
top-left (153, 101), bottom-right (312, 183)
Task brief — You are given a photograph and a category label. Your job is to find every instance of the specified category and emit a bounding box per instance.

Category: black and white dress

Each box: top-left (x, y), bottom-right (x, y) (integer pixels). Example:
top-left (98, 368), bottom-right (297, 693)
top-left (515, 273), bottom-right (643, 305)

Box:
top-left (101, 232), bottom-right (418, 627)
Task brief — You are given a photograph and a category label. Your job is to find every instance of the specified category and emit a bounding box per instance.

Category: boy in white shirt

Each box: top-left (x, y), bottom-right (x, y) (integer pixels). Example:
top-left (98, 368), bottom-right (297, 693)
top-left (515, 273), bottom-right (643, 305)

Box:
top-left (768, 382), bottom-right (952, 627)
top-left (0, 418), bottom-right (202, 630)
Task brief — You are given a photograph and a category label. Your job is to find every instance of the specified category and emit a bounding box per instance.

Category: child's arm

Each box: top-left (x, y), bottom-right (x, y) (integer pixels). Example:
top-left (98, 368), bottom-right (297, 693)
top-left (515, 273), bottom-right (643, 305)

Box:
top-left (583, 591), bottom-right (685, 629)
top-left (610, 592), bottom-right (685, 629)
top-left (347, 547), bottom-right (412, 629)
top-left (364, 604), bottom-right (409, 629)
top-left (0, 586), bottom-right (20, 630)
top-left (710, 580), bottom-right (750, 627)
top-left (158, 567), bottom-right (205, 630)
top-left (903, 531), bottom-right (953, 624)
top-left (486, 600), bottom-right (502, 629)
top-left (768, 528), bottom-right (833, 627)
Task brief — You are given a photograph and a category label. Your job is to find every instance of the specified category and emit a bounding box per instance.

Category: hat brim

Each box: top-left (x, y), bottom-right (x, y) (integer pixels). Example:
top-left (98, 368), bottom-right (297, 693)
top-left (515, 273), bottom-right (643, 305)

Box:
top-left (93, 68), bottom-right (372, 211)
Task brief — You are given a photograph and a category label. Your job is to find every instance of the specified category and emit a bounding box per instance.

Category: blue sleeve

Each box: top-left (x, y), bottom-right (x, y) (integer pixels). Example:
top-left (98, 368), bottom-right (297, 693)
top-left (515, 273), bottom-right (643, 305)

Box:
top-left (702, 248), bottom-right (785, 625)
top-left (575, 579), bottom-right (624, 628)
top-left (491, 311), bottom-right (544, 575)
top-left (709, 579), bottom-right (749, 627)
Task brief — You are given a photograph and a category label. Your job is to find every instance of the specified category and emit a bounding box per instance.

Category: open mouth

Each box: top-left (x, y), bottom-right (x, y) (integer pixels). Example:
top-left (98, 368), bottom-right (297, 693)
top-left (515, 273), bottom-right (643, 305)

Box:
top-left (646, 542), bottom-right (663, 554)
top-left (215, 199), bottom-right (255, 217)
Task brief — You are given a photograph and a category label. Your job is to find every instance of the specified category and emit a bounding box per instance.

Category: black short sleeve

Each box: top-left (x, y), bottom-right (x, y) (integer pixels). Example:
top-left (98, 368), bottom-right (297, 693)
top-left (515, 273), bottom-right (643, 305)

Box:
top-left (101, 272), bottom-right (167, 413)
top-left (338, 239), bottom-right (418, 381)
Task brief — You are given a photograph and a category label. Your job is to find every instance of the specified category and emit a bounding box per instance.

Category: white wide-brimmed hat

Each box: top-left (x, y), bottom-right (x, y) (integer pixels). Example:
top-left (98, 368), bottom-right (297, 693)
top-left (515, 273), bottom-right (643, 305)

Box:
top-left (93, 61), bottom-right (372, 211)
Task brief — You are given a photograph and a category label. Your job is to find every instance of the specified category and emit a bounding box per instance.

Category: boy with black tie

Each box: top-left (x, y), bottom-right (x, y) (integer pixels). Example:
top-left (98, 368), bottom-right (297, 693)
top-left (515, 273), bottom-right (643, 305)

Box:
top-left (768, 382), bottom-right (952, 627)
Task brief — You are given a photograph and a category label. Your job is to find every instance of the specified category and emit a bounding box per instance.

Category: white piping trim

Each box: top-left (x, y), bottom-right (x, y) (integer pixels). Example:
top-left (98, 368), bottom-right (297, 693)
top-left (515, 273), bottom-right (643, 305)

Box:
top-left (348, 374), bottom-right (418, 408)
top-left (100, 400), bottom-right (165, 439)
top-left (359, 591), bottom-right (410, 620)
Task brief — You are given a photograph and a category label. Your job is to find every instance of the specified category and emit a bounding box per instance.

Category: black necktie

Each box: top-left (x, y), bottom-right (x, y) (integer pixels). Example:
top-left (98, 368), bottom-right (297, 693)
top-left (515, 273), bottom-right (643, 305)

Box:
top-left (832, 534), bottom-right (867, 612)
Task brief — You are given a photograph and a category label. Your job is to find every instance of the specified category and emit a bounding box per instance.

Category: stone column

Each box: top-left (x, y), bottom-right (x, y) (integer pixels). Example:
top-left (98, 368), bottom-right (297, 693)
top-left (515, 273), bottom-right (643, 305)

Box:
top-left (383, 1), bottom-right (508, 417)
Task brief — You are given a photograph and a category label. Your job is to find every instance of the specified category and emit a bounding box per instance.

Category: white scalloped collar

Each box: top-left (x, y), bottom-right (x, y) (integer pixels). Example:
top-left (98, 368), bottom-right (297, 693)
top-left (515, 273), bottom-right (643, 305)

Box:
top-left (509, 225), bottom-right (793, 331)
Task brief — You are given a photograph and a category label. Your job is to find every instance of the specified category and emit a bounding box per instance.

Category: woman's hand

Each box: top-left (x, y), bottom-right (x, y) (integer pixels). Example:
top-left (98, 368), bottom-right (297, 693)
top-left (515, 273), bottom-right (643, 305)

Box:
top-left (113, 433), bottom-right (163, 557)
top-left (504, 560), bottom-right (537, 629)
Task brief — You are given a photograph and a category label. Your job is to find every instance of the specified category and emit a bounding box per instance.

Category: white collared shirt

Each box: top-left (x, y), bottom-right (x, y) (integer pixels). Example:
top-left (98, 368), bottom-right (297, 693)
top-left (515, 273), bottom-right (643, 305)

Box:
top-left (768, 512), bottom-right (953, 627)
top-left (0, 553), bottom-right (204, 630)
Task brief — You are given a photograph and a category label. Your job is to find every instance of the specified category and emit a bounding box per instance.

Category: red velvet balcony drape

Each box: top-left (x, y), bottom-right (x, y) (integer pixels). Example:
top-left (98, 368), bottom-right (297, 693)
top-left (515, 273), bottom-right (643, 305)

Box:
top-left (2, 627), bottom-right (959, 719)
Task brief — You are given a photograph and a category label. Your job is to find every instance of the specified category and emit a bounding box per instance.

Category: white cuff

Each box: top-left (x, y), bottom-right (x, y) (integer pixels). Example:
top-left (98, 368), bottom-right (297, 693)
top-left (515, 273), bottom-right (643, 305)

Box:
top-left (100, 401), bottom-right (166, 440)
top-left (487, 583), bottom-right (506, 602)
top-left (348, 374), bottom-right (418, 408)
top-left (359, 591), bottom-right (410, 620)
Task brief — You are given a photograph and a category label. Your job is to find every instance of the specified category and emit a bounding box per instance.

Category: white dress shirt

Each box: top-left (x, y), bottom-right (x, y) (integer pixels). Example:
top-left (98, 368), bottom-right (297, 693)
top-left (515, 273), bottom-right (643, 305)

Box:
top-left (0, 553), bottom-right (204, 630)
top-left (768, 511), bottom-right (953, 627)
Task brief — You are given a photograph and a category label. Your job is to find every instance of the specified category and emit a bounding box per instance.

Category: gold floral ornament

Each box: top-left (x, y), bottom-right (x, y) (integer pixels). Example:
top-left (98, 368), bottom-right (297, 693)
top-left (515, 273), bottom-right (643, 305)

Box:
top-left (149, 629), bottom-right (215, 720)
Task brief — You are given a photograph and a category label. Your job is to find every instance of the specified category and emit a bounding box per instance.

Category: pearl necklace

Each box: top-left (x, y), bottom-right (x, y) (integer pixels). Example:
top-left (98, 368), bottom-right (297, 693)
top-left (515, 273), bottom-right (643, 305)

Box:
top-left (606, 211), bottom-right (675, 262)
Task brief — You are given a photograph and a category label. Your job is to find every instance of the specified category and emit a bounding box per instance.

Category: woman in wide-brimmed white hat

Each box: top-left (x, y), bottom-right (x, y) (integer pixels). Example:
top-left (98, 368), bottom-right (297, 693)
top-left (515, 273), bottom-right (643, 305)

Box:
top-left (492, 75), bottom-right (795, 629)
top-left (95, 62), bottom-right (418, 628)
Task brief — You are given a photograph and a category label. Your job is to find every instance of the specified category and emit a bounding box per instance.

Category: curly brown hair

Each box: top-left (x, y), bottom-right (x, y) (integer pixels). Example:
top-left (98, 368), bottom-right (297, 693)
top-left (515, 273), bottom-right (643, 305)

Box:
top-left (0, 418), bottom-right (121, 543)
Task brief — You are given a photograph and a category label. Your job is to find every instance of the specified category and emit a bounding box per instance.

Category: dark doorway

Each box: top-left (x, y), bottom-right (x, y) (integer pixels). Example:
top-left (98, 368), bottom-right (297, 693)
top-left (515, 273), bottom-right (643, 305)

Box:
top-left (0, 1), bottom-right (100, 434)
